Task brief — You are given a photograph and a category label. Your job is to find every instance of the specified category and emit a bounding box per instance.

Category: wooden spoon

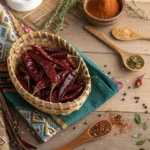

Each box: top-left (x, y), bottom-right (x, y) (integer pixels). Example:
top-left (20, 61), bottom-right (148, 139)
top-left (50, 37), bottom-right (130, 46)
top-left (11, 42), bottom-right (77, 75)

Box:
top-left (55, 120), bottom-right (112, 150)
top-left (112, 26), bottom-right (150, 41)
top-left (84, 25), bottom-right (145, 72)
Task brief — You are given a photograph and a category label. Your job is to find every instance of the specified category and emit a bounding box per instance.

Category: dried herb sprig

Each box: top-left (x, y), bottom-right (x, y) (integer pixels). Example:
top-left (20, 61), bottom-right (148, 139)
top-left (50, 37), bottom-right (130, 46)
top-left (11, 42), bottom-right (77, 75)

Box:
top-left (42, 0), bottom-right (67, 31)
top-left (54, 0), bottom-right (81, 34)
top-left (42, 0), bottom-right (82, 34)
top-left (126, 0), bottom-right (149, 20)
top-left (54, 0), bottom-right (71, 34)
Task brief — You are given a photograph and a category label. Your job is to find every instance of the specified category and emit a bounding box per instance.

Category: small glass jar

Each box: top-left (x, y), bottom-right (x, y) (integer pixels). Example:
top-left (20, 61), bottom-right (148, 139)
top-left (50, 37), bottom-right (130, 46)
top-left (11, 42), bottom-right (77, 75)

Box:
top-left (6, 0), bottom-right (43, 12)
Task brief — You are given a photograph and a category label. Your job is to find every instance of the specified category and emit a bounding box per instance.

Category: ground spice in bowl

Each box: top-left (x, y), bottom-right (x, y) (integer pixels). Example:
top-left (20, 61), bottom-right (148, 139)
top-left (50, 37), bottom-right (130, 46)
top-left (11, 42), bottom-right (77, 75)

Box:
top-left (127, 56), bottom-right (144, 70)
top-left (89, 121), bottom-right (111, 138)
top-left (86, 0), bottom-right (121, 19)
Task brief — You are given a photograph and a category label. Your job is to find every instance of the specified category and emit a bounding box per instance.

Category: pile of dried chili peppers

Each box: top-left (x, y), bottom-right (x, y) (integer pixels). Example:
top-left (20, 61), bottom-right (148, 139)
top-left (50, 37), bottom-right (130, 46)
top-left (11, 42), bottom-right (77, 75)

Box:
top-left (17, 44), bottom-right (85, 103)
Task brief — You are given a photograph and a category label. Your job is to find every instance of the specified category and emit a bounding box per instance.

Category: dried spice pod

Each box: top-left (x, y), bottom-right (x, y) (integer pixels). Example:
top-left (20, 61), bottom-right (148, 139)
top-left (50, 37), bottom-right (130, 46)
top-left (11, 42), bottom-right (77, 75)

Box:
top-left (29, 52), bottom-right (58, 101)
top-left (23, 52), bottom-right (39, 82)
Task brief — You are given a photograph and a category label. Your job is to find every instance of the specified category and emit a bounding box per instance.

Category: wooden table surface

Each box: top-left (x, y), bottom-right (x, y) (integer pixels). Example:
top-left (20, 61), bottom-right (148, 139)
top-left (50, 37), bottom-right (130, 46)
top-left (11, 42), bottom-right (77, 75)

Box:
top-left (10, 2), bottom-right (150, 150)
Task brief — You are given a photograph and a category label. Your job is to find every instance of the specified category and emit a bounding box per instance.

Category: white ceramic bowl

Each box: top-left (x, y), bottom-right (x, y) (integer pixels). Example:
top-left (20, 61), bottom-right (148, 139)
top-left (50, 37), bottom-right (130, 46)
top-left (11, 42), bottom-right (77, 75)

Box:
top-left (6, 0), bottom-right (43, 12)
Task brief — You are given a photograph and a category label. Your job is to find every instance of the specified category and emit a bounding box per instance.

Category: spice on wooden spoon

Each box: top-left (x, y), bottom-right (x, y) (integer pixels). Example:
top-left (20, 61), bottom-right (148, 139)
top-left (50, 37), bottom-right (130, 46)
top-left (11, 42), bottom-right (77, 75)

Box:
top-left (55, 120), bottom-right (112, 150)
top-left (84, 25), bottom-right (145, 72)
top-left (112, 26), bottom-right (150, 41)
top-left (127, 56), bottom-right (144, 70)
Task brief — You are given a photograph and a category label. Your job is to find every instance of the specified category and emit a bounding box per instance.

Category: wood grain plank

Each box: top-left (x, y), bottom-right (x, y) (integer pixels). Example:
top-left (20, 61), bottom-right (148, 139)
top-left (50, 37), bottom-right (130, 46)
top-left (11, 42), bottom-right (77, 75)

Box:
top-left (84, 53), bottom-right (149, 78)
top-left (60, 3), bottom-right (150, 55)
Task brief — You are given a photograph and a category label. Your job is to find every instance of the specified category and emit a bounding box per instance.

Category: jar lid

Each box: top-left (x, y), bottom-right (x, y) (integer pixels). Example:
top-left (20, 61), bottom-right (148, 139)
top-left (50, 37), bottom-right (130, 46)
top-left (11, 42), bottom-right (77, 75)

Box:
top-left (6, 0), bottom-right (43, 12)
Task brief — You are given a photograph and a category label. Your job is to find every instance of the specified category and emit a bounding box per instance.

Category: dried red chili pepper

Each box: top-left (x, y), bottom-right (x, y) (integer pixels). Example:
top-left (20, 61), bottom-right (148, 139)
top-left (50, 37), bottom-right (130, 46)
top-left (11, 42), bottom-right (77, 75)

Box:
top-left (42, 47), bottom-right (65, 54)
top-left (50, 52), bottom-right (69, 59)
top-left (29, 52), bottom-right (58, 101)
top-left (57, 70), bottom-right (70, 85)
top-left (17, 73), bottom-right (28, 91)
top-left (23, 52), bottom-right (39, 82)
top-left (18, 65), bottom-right (30, 91)
top-left (39, 67), bottom-right (45, 80)
top-left (41, 89), bottom-right (50, 100)
top-left (31, 45), bottom-right (68, 70)
top-left (67, 82), bottom-right (84, 94)
top-left (58, 59), bottom-right (81, 98)
top-left (20, 139), bottom-right (37, 149)
top-left (57, 86), bottom-right (83, 102)
top-left (136, 74), bottom-right (145, 88)
top-left (68, 58), bottom-right (77, 69)
top-left (18, 65), bottom-right (29, 75)
top-left (34, 92), bottom-right (41, 98)
top-left (33, 75), bottom-right (50, 94)
top-left (16, 121), bottom-right (21, 127)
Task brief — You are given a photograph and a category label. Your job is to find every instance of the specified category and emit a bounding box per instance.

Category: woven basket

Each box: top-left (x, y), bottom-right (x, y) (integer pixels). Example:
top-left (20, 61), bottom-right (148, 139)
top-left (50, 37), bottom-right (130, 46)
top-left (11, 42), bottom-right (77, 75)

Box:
top-left (7, 32), bottom-right (91, 116)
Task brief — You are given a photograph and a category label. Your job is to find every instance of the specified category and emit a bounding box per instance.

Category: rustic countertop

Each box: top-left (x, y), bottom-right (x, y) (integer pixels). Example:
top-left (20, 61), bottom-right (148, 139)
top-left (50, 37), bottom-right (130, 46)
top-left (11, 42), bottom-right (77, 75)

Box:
top-left (10, 2), bottom-right (150, 150)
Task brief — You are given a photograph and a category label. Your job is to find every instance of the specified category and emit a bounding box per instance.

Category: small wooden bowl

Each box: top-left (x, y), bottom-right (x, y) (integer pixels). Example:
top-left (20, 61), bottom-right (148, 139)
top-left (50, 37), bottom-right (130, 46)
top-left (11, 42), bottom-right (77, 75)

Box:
top-left (7, 32), bottom-right (91, 116)
top-left (83, 0), bottom-right (125, 26)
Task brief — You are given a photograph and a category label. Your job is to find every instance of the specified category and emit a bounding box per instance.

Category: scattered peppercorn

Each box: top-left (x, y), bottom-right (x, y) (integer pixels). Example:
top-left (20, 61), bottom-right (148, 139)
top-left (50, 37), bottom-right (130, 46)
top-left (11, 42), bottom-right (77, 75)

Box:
top-left (98, 114), bottom-right (101, 117)
top-left (122, 98), bottom-right (125, 101)
top-left (123, 93), bottom-right (127, 96)
top-left (128, 86), bottom-right (131, 89)
top-left (136, 101), bottom-right (138, 103)
top-left (107, 72), bottom-right (111, 75)
top-left (84, 122), bottom-right (88, 125)
top-left (104, 65), bottom-right (107, 67)
top-left (73, 126), bottom-right (76, 130)
top-left (145, 111), bottom-right (148, 114)
top-left (144, 106), bottom-right (147, 109)
top-left (143, 104), bottom-right (145, 106)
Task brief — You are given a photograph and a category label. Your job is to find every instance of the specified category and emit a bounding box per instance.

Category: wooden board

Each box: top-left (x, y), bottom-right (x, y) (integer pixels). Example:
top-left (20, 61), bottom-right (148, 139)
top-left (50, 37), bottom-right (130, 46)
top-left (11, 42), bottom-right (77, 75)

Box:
top-left (8, 1), bottom-right (150, 150)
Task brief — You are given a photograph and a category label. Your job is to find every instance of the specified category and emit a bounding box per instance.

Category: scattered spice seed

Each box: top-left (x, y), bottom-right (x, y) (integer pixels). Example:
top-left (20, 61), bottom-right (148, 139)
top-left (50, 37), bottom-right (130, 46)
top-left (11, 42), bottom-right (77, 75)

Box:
top-left (144, 106), bottom-right (147, 109)
top-left (136, 101), bottom-right (139, 103)
top-left (73, 126), bottom-right (76, 130)
top-left (98, 114), bottom-right (101, 117)
top-left (143, 104), bottom-right (145, 106)
top-left (145, 111), bottom-right (148, 114)
top-left (104, 65), bottom-right (107, 67)
top-left (128, 86), bottom-right (131, 89)
top-left (122, 98), bottom-right (125, 101)
top-left (108, 113), bottom-right (132, 134)
top-left (107, 72), bottom-right (111, 75)
top-left (84, 122), bottom-right (88, 125)
top-left (123, 93), bottom-right (127, 96)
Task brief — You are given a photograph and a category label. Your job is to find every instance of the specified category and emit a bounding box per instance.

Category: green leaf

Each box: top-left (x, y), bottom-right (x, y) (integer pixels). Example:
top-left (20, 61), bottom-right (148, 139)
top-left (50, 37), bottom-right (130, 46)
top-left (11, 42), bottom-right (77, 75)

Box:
top-left (136, 139), bottom-right (146, 145)
top-left (133, 133), bottom-right (142, 138)
top-left (135, 113), bottom-right (141, 124)
top-left (143, 122), bottom-right (148, 130)
top-left (139, 148), bottom-right (145, 150)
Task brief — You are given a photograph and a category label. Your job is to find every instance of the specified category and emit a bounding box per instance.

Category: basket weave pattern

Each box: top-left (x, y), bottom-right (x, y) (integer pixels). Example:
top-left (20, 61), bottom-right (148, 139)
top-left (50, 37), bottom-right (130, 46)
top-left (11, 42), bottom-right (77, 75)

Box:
top-left (7, 32), bottom-right (91, 115)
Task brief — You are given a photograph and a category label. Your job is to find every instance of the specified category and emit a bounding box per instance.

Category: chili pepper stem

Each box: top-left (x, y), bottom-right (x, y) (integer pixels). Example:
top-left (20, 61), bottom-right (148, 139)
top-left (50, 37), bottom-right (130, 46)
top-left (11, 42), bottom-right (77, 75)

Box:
top-left (24, 76), bottom-right (30, 91)
top-left (67, 55), bottom-right (79, 59)
top-left (49, 83), bottom-right (56, 102)
top-left (75, 58), bottom-right (81, 73)
top-left (83, 76), bottom-right (98, 80)
top-left (33, 87), bottom-right (39, 95)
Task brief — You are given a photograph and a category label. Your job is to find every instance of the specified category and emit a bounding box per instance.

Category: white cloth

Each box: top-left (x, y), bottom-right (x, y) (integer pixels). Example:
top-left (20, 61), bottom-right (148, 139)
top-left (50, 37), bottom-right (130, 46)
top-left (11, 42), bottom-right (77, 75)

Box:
top-left (6, 0), bottom-right (43, 12)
